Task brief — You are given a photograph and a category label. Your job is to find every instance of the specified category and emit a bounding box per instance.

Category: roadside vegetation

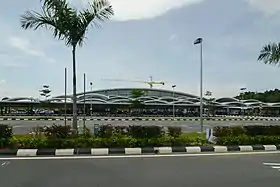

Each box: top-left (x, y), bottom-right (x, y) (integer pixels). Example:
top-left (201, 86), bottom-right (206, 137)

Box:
top-left (235, 89), bottom-right (280, 103)
top-left (214, 126), bottom-right (280, 145)
top-left (0, 124), bottom-right (207, 149)
top-left (1, 124), bottom-right (280, 149)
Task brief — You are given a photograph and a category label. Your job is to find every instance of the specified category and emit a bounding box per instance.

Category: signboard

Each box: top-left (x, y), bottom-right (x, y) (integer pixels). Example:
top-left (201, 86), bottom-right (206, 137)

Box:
top-left (93, 124), bottom-right (100, 135)
top-left (206, 128), bottom-right (212, 140)
top-left (206, 128), bottom-right (217, 144)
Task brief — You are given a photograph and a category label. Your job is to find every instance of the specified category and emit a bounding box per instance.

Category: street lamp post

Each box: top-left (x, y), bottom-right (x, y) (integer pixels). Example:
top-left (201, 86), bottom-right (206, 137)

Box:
top-left (83, 73), bottom-right (86, 128)
top-left (194, 37), bottom-right (204, 132)
top-left (240, 87), bottom-right (246, 116)
top-left (172, 85), bottom-right (176, 118)
top-left (90, 82), bottom-right (93, 116)
top-left (205, 91), bottom-right (212, 117)
top-left (64, 68), bottom-right (67, 126)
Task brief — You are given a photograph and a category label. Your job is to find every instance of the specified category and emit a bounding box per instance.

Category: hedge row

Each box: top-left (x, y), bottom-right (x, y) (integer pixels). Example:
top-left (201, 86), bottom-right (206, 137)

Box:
top-left (2, 135), bottom-right (207, 149)
top-left (0, 124), bottom-right (207, 148)
top-left (1, 124), bottom-right (280, 148)
top-left (0, 124), bottom-right (183, 139)
top-left (213, 125), bottom-right (280, 137)
top-left (216, 135), bottom-right (280, 145)
top-left (2, 134), bottom-right (280, 148)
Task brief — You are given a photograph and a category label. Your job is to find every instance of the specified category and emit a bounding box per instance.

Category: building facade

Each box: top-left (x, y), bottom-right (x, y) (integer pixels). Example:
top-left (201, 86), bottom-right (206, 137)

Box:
top-left (1, 88), bottom-right (280, 116)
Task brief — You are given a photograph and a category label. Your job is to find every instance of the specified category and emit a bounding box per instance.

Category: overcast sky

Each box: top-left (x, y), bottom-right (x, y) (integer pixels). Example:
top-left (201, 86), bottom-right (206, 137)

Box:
top-left (1, 0), bottom-right (280, 99)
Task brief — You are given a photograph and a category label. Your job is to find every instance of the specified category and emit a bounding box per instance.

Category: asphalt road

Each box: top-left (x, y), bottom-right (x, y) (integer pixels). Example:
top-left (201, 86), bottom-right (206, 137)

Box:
top-left (0, 153), bottom-right (279, 187)
top-left (1, 119), bottom-right (280, 134)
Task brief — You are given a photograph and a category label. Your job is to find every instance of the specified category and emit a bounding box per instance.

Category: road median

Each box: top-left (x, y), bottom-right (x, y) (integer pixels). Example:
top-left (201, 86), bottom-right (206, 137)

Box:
top-left (0, 124), bottom-right (280, 157)
top-left (0, 117), bottom-right (280, 121)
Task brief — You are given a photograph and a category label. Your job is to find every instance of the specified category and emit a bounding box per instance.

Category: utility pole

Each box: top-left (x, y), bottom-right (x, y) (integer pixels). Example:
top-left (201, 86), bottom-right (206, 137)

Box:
top-left (172, 85), bottom-right (176, 118)
top-left (194, 37), bottom-right (204, 132)
top-left (64, 68), bottom-right (67, 126)
top-left (83, 73), bottom-right (86, 128)
top-left (240, 87), bottom-right (246, 116)
top-left (90, 82), bottom-right (93, 116)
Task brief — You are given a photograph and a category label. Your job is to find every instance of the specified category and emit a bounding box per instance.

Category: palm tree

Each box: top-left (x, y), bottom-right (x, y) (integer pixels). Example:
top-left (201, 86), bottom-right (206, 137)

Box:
top-left (130, 89), bottom-right (145, 115)
top-left (20, 0), bottom-right (114, 131)
top-left (258, 43), bottom-right (280, 65)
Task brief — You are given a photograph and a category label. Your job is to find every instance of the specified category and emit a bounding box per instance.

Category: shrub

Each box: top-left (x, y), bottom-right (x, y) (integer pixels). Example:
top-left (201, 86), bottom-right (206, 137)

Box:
top-left (213, 126), bottom-right (245, 137)
top-left (0, 138), bottom-right (12, 148)
top-left (12, 136), bottom-right (47, 149)
top-left (213, 125), bottom-right (280, 137)
top-left (0, 124), bottom-right (13, 139)
top-left (29, 126), bottom-right (45, 137)
top-left (79, 127), bottom-right (92, 138)
top-left (43, 124), bottom-right (72, 139)
top-left (96, 125), bottom-right (164, 139)
top-left (167, 127), bottom-right (182, 137)
top-left (113, 126), bottom-right (129, 136)
top-left (128, 125), bottom-right (164, 139)
top-left (243, 125), bottom-right (280, 136)
top-left (216, 135), bottom-right (280, 145)
top-left (96, 124), bottom-right (114, 138)
top-left (3, 133), bottom-right (207, 149)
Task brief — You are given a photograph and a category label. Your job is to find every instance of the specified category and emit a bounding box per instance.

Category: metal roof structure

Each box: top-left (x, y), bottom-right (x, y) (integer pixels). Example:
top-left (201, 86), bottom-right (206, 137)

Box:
top-left (1, 88), bottom-right (279, 108)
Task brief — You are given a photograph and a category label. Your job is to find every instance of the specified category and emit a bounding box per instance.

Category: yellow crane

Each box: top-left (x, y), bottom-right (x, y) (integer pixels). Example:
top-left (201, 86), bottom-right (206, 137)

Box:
top-left (101, 76), bottom-right (165, 89)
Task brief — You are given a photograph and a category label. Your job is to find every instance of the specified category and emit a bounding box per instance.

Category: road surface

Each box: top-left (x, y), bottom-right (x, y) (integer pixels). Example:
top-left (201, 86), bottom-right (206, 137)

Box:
top-left (1, 119), bottom-right (279, 134)
top-left (0, 153), bottom-right (279, 187)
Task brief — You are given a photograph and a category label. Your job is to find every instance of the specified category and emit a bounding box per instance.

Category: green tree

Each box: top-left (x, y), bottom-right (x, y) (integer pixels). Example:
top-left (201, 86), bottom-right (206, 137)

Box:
top-left (258, 43), bottom-right (280, 65)
top-left (39, 85), bottom-right (51, 100)
top-left (20, 0), bottom-right (114, 131)
top-left (235, 89), bottom-right (280, 103)
top-left (130, 89), bottom-right (145, 114)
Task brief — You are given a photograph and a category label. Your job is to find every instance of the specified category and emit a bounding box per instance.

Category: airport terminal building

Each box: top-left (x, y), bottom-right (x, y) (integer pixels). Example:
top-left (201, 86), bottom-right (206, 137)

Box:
top-left (1, 88), bottom-right (280, 116)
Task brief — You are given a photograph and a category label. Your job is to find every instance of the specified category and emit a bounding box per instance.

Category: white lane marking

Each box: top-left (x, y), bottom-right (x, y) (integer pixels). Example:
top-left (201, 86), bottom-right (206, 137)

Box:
top-left (263, 163), bottom-right (280, 166)
top-left (0, 151), bottom-right (279, 161)
top-left (1, 162), bottom-right (10, 167)
top-left (263, 163), bottom-right (280, 172)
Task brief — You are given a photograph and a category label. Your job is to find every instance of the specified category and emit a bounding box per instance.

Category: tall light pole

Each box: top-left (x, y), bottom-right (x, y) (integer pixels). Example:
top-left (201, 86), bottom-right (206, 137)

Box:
top-left (194, 37), bottom-right (203, 132)
top-left (90, 82), bottom-right (93, 116)
top-left (83, 73), bottom-right (86, 128)
top-left (172, 85), bottom-right (176, 118)
top-left (240, 87), bottom-right (246, 116)
top-left (205, 91), bottom-right (212, 117)
top-left (64, 68), bottom-right (67, 126)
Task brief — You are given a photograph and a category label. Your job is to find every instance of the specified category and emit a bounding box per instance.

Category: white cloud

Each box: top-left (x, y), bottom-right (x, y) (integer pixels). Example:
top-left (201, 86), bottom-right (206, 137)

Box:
top-left (0, 80), bottom-right (6, 88)
top-left (246, 0), bottom-right (280, 15)
top-left (0, 80), bottom-right (40, 98)
top-left (168, 34), bottom-right (178, 41)
top-left (71, 0), bottom-right (204, 21)
top-left (0, 79), bottom-right (8, 97)
top-left (7, 36), bottom-right (57, 64)
top-left (9, 36), bottom-right (45, 57)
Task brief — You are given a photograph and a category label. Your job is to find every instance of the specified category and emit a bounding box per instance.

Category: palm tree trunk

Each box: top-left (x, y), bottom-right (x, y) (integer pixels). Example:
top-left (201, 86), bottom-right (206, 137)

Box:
top-left (72, 45), bottom-right (78, 131)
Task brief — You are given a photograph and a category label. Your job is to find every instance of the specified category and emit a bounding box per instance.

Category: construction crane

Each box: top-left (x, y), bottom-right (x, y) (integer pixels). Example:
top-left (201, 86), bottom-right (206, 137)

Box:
top-left (101, 76), bottom-right (165, 89)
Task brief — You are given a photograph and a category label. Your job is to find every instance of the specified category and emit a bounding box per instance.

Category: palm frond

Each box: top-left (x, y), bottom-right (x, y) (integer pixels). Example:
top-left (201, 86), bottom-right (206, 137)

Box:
top-left (22, 0), bottom-right (114, 48)
top-left (21, 0), bottom-right (77, 46)
top-left (20, 9), bottom-right (72, 40)
top-left (258, 43), bottom-right (280, 65)
top-left (41, 0), bottom-right (68, 12)
top-left (20, 9), bottom-right (57, 36)
top-left (73, 0), bottom-right (114, 47)
top-left (90, 0), bottom-right (114, 23)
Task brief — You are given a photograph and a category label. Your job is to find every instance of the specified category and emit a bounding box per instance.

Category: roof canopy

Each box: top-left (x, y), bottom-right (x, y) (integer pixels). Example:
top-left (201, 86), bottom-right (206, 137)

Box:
top-left (0, 88), bottom-right (275, 107)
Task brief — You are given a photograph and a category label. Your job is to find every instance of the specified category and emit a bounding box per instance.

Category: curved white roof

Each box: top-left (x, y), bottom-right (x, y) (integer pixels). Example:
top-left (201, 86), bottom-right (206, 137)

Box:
top-left (0, 88), bottom-right (277, 108)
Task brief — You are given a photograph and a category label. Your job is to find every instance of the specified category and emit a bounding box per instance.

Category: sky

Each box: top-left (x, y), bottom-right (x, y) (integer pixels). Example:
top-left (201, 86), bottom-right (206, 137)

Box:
top-left (1, 0), bottom-right (280, 99)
